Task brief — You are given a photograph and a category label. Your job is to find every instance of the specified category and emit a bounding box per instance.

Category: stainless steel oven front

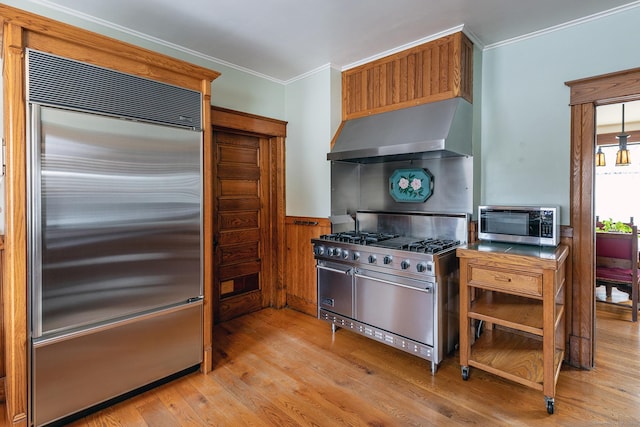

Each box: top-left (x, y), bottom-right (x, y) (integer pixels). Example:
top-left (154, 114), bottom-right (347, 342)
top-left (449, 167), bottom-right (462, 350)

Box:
top-left (354, 268), bottom-right (434, 347)
top-left (317, 261), bottom-right (353, 318)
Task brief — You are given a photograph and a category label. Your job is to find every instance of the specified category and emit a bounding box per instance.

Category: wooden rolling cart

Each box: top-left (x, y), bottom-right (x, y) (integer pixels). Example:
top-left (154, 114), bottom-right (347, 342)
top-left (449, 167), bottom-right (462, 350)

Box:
top-left (456, 242), bottom-right (569, 414)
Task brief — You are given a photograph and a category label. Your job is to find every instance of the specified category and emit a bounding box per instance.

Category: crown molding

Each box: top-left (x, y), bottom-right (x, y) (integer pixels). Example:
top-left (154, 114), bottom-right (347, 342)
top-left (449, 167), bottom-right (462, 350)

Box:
top-left (341, 24), bottom-right (466, 72)
top-left (485, 1), bottom-right (640, 50)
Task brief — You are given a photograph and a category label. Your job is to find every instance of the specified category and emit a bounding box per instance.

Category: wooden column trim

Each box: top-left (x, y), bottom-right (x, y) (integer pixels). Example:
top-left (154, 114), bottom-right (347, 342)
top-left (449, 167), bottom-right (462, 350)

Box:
top-left (0, 236), bottom-right (5, 403)
top-left (566, 67), bottom-right (640, 369)
top-left (3, 21), bottom-right (28, 427)
top-left (569, 103), bottom-right (596, 368)
top-left (273, 135), bottom-right (287, 310)
top-left (201, 80), bottom-right (214, 374)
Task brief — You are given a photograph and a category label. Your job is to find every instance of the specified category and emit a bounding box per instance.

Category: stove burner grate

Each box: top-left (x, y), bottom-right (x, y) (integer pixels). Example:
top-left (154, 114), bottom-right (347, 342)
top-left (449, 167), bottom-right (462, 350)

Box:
top-left (405, 238), bottom-right (460, 254)
top-left (320, 231), bottom-right (399, 245)
top-left (319, 233), bottom-right (461, 254)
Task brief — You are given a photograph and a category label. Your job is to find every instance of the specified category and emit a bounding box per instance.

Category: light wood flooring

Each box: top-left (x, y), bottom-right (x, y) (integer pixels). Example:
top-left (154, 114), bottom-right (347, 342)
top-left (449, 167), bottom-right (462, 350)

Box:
top-left (5, 303), bottom-right (640, 426)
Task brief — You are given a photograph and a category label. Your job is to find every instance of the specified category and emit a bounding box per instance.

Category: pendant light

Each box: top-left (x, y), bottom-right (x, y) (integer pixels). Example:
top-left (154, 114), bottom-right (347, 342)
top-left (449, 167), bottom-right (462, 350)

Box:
top-left (595, 146), bottom-right (606, 166)
top-left (615, 104), bottom-right (631, 166)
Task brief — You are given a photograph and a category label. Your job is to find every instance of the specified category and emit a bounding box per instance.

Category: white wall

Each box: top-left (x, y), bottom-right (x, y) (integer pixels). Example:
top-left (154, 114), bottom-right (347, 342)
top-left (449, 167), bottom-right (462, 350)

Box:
top-left (284, 66), bottom-right (341, 217)
top-left (210, 63), bottom-right (285, 119)
top-left (481, 5), bottom-right (640, 224)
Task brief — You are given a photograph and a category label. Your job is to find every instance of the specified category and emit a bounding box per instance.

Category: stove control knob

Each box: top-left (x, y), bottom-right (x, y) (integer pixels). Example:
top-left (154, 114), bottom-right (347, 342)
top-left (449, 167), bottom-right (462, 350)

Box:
top-left (314, 245), bottom-right (325, 256)
top-left (368, 254), bottom-right (377, 264)
top-left (401, 260), bottom-right (411, 270)
top-left (416, 262), bottom-right (427, 273)
top-left (342, 250), bottom-right (350, 260)
top-left (352, 252), bottom-right (360, 261)
top-left (334, 248), bottom-right (342, 258)
top-left (384, 255), bottom-right (393, 265)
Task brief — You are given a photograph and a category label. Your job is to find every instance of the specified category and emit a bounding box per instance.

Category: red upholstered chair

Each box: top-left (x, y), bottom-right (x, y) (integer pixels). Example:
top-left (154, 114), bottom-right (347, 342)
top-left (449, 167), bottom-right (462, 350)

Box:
top-left (595, 225), bottom-right (639, 321)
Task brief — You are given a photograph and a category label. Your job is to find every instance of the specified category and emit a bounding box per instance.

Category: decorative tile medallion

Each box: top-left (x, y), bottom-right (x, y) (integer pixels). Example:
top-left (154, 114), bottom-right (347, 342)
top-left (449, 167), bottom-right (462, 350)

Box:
top-left (389, 168), bottom-right (434, 203)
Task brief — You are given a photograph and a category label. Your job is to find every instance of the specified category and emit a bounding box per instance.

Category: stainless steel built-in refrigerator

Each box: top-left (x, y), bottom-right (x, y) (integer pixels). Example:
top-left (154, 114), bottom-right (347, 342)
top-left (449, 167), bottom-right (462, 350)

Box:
top-left (26, 50), bottom-right (204, 426)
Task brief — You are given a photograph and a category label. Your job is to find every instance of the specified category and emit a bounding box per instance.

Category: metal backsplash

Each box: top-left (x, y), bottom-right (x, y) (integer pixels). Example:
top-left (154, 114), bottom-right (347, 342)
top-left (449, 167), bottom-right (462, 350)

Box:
top-left (330, 156), bottom-right (473, 218)
top-left (356, 211), bottom-right (469, 243)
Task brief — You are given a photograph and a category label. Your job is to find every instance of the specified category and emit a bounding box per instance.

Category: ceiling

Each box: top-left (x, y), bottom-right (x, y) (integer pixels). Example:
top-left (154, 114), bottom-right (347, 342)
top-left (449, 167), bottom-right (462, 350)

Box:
top-left (28, 0), bottom-right (640, 82)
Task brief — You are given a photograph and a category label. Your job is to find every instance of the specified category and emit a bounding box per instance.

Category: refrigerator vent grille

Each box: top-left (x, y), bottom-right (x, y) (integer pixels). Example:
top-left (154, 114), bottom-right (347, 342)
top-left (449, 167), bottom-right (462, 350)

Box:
top-left (26, 49), bottom-right (202, 130)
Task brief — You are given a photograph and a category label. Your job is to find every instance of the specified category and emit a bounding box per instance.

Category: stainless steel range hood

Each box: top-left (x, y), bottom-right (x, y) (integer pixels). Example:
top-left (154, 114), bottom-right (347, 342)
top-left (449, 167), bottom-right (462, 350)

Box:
top-left (328, 97), bottom-right (472, 163)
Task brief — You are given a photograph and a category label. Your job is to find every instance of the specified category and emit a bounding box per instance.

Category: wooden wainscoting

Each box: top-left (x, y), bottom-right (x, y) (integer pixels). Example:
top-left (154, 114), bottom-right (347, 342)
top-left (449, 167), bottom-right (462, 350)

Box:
top-left (284, 217), bottom-right (331, 316)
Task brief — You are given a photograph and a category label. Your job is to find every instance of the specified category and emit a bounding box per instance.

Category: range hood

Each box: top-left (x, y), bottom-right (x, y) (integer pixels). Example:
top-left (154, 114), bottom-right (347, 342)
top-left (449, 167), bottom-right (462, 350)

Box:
top-left (328, 97), bottom-right (472, 163)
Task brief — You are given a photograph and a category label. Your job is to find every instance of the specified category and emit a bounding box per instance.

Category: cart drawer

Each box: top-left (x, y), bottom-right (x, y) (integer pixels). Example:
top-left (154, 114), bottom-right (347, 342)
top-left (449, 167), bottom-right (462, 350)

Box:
top-left (468, 265), bottom-right (542, 297)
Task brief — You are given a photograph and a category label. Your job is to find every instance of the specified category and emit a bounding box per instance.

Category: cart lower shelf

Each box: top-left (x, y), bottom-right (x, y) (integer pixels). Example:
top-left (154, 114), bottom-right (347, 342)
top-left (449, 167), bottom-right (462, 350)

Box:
top-left (463, 328), bottom-right (563, 389)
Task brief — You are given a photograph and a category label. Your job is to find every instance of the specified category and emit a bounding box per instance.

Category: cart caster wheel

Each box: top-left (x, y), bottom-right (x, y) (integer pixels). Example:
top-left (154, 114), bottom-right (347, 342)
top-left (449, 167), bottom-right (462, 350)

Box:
top-left (461, 366), bottom-right (469, 381)
top-left (546, 398), bottom-right (554, 414)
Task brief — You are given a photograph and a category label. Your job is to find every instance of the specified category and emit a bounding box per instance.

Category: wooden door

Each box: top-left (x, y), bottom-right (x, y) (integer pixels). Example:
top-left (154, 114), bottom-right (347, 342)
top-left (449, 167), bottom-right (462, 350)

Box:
top-left (213, 131), bottom-right (268, 322)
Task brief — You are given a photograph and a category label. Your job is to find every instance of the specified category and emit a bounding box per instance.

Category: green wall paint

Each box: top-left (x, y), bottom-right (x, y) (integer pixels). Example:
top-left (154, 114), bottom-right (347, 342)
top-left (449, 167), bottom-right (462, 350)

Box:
top-left (285, 67), bottom-right (338, 217)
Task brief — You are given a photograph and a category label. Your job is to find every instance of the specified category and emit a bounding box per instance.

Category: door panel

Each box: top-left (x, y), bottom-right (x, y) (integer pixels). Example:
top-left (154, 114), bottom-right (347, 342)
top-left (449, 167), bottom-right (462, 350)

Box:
top-left (219, 199), bottom-right (261, 211)
top-left (219, 229), bottom-right (260, 245)
top-left (217, 164), bottom-right (260, 179)
top-left (213, 131), bottom-right (266, 322)
top-left (219, 260), bottom-right (261, 280)
top-left (219, 145), bottom-right (258, 164)
top-left (220, 179), bottom-right (258, 196)
top-left (221, 244), bottom-right (259, 264)
top-left (219, 211), bottom-right (259, 229)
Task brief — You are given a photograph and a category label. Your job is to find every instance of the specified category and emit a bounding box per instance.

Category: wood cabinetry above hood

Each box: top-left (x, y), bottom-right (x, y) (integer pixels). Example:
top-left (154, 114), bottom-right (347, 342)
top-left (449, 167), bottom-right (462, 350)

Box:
top-left (342, 32), bottom-right (473, 121)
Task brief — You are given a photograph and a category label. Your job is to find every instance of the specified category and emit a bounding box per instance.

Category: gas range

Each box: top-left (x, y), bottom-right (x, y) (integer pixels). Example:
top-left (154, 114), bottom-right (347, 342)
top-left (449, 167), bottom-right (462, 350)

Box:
top-left (312, 231), bottom-right (461, 278)
top-left (312, 211), bottom-right (469, 373)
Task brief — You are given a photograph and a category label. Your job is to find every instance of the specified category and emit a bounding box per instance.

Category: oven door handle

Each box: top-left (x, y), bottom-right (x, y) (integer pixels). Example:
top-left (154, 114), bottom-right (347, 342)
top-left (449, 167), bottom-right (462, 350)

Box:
top-left (354, 273), bottom-right (433, 293)
top-left (317, 265), bottom-right (355, 276)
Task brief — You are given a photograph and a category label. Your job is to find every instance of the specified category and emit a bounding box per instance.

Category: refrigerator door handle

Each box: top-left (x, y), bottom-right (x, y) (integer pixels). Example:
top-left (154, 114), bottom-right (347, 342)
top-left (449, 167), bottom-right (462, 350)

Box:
top-left (29, 104), bottom-right (44, 339)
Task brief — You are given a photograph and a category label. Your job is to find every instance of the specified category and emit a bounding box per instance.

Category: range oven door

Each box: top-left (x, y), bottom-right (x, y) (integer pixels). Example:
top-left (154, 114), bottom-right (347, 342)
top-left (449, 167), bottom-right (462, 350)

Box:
top-left (317, 261), bottom-right (353, 317)
top-left (354, 269), bottom-right (434, 346)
